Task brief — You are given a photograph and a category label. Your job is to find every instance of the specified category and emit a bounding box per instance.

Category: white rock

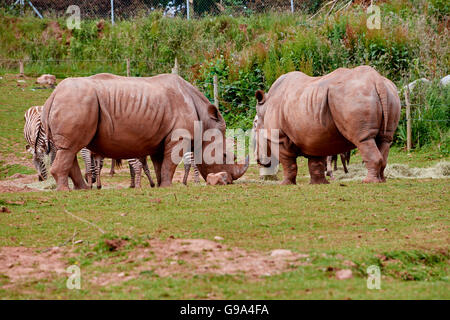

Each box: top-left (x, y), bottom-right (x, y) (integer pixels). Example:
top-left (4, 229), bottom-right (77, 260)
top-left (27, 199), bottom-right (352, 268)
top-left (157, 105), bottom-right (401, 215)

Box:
top-left (403, 78), bottom-right (430, 91)
top-left (214, 236), bottom-right (224, 241)
top-left (440, 75), bottom-right (450, 86)
top-left (270, 249), bottom-right (292, 257)
top-left (336, 269), bottom-right (353, 280)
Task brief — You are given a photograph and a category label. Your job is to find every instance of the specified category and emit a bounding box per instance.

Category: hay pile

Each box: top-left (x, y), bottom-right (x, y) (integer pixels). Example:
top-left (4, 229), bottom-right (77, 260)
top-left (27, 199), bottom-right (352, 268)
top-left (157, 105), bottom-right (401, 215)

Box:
top-left (332, 161), bottom-right (450, 181)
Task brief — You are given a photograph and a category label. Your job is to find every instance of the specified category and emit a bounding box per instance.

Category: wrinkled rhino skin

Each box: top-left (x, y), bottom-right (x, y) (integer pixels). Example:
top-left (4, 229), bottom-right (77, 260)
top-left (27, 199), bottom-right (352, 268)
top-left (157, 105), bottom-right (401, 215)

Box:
top-left (206, 172), bottom-right (232, 185)
top-left (41, 73), bottom-right (248, 190)
top-left (255, 66), bottom-right (401, 185)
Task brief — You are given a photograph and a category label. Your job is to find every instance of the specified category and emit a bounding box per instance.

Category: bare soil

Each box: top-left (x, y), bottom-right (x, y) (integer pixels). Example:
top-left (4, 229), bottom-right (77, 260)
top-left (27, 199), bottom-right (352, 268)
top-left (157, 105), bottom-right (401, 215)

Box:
top-left (90, 238), bottom-right (310, 286)
top-left (0, 247), bottom-right (67, 288)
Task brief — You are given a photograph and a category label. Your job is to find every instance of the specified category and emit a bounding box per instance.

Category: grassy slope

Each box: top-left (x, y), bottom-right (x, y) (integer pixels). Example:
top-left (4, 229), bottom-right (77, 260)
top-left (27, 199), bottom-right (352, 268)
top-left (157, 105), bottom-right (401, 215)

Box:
top-left (0, 75), bottom-right (449, 299)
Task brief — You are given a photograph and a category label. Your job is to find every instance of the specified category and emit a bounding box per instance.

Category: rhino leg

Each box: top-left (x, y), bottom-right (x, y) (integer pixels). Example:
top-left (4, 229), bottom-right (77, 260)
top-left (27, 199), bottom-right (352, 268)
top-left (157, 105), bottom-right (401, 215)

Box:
top-left (279, 154), bottom-right (297, 185)
top-left (51, 149), bottom-right (87, 191)
top-left (357, 139), bottom-right (383, 183)
top-left (160, 155), bottom-right (177, 187)
top-left (150, 153), bottom-right (163, 187)
top-left (308, 156), bottom-right (329, 184)
top-left (69, 156), bottom-right (88, 190)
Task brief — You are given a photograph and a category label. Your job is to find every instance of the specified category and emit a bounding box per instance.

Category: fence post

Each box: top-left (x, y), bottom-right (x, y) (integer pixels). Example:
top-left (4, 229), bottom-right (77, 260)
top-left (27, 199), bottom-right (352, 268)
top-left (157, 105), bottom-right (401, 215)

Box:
top-left (213, 75), bottom-right (219, 108)
top-left (171, 58), bottom-right (179, 75)
top-left (19, 60), bottom-right (24, 77)
top-left (290, 0), bottom-right (294, 13)
top-left (405, 86), bottom-right (412, 152)
top-left (186, 0), bottom-right (190, 20)
top-left (126, 58), bottom-right (130, 77)
top-left (111, 0), bottom-right (115, 25)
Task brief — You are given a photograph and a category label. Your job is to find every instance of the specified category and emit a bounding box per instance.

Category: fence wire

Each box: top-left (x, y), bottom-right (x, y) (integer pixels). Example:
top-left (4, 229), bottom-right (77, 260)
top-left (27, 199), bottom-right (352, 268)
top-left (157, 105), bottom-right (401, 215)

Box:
top-left (2, 1), bottom-right (329, 20)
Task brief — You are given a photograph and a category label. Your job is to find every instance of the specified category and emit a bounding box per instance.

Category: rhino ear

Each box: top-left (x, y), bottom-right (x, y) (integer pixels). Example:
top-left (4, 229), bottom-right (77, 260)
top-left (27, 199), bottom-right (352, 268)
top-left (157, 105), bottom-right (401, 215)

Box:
top-left (207, 104), bottom-right (220, 121)
top-left (255, 90), bottom-right (266, 105)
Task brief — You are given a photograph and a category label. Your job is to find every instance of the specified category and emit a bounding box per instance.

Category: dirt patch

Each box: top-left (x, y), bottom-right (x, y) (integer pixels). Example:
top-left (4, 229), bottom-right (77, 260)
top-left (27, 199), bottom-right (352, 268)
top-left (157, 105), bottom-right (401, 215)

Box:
top-left (0, 173), bottom-right (40, 193)
top-left (91, 238), bottom-right (309, 286)
top-left (0, 247), bottom-right (68, 288)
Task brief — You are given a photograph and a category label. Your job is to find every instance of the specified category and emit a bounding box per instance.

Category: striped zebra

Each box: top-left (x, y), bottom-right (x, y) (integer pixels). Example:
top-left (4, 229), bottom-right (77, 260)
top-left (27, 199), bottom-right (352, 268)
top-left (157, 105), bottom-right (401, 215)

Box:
top-left (80, 148), bottom-right (105, 189)
top-left (128, 157), bottom-right (155, 188)
top-left (80, 148), bottom-right (154, 189)
top-left (182, 152), bottom-right (200, 185)
top-left (23, 105), bottom-right (56, 181)
top-left (326, 151), bottom-right (351, 179)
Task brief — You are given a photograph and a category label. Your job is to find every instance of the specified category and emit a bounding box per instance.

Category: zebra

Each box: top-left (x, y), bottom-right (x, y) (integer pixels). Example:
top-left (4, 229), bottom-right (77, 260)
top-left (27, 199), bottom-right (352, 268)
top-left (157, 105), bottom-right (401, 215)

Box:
top-left (80, 148), bottom-right (106, 189)
top-left (326, 151), bottom-right (351, 179)
top-left (182, 152), bottom-right (200, 185)
top-left (128, 157), bottom-right (155, 188)
top-left (23, 105), bottom-right (56, 181)
top-left (80, 148), bottom-right (155, 189)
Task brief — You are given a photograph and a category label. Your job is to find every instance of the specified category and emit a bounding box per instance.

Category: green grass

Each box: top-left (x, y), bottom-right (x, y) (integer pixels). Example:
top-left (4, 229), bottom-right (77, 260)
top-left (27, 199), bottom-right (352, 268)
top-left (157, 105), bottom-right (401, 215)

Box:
top-left (0, 74), bottom-right (449, 299)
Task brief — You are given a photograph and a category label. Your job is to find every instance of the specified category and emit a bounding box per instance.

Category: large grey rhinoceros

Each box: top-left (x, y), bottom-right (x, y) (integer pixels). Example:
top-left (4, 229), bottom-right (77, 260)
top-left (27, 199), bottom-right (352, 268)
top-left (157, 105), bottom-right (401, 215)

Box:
top-left (41, 73), bottom-right (248, 191)
top-left (254, 66), bottom-right (401, 184)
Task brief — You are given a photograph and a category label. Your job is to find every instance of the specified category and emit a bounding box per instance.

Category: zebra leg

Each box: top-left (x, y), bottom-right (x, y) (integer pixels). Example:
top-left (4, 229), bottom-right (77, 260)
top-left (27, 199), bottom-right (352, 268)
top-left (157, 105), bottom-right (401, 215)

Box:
top-left (340, 153), bottom-right (349, 174)
top-left (182, 162), bottom-right (190, 186)
top-left (141, 157), bottom-right (155, 188)
top-left (192, 164), bottom-right (200, 184)
top-left (94, 156), bottom-right (104, 189)
top-left (325, 156), bottom-right (334, 179)
top-left (128, 161), bottom-right (136, 188)
top-left (134, 160), bottom-right (143, 188)
top-left (109, 158), bottom-right (115, 177)
top-left (332, 154), bottom-right (338, 171)
top-left (80, 148), bottom-right (93, 188)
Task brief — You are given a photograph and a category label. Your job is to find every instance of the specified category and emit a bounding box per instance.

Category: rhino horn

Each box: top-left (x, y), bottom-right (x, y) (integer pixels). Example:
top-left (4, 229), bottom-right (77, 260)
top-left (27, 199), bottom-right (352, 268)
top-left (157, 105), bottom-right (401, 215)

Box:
top-left (231, 155), bottom-right (249, 180)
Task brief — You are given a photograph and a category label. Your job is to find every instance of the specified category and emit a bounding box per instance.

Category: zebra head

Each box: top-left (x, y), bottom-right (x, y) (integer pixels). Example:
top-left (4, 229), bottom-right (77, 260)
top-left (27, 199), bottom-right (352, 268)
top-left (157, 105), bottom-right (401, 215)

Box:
top-left (26, 144), bottom-right (48, 181)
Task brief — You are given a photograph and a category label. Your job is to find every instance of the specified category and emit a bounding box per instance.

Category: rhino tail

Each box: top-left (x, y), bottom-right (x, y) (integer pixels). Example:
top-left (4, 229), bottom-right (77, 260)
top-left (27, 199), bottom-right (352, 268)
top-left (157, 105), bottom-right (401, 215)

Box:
top-left (375, 80), bottom-right (388, 135)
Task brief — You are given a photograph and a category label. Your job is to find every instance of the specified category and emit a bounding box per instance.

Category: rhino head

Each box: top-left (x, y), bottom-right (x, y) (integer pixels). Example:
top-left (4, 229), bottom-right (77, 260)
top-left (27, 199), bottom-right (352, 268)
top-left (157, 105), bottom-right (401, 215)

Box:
top-left (194, 104), bottom-right (249, 182)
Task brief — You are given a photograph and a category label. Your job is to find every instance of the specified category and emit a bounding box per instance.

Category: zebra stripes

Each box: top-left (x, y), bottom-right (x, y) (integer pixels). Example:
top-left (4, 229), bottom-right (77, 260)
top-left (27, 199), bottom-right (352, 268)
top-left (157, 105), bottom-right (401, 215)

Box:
top-left (23, 105), bottom-right (56, 181)
top-left (80, 148), bottom-right (105, 189)
top-left (182, 152), bottom-right (200, 185)
top-left (128, 157), bottom-right (155, 188)
top-left (80, 148), bottom-right (155, 189)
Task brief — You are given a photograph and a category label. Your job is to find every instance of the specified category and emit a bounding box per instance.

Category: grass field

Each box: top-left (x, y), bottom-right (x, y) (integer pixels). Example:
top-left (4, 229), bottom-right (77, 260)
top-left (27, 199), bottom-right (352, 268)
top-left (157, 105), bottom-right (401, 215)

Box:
top-left (0, 75), bottom-right (449, 299)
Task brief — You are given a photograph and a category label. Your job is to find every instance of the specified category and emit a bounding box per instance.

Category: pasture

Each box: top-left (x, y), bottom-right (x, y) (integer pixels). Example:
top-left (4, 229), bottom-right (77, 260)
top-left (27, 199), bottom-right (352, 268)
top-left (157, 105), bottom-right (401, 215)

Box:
top-left (0, 74), bottom-right (449, 299)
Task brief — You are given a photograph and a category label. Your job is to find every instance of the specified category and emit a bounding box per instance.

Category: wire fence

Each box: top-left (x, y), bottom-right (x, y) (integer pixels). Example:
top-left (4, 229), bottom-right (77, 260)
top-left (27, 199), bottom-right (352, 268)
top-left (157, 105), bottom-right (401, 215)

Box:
top-left (2, 1), bottom-right (330, 20)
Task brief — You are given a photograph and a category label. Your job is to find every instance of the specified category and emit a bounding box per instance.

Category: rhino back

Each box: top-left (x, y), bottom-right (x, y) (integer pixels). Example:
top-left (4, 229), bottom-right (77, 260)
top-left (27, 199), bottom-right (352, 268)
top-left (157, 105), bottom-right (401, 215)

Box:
top-left (87, 76), bottom-right (198, 158)
top-left (265, 72), bottom-right (352, 156)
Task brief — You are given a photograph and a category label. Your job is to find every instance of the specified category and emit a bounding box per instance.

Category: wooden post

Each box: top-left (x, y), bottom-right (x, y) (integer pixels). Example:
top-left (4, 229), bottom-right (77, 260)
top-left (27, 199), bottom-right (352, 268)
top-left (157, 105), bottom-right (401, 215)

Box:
top-left (405, 86), bottom-right (412, 152)
top-left (126, 58), bottom-right (130, 77)
top-left (213, 75), bottom-right (219, 108)
top-left (19, 60), bottom-right (24, 77)
top-left (171, 57), bottom-right (179, 75)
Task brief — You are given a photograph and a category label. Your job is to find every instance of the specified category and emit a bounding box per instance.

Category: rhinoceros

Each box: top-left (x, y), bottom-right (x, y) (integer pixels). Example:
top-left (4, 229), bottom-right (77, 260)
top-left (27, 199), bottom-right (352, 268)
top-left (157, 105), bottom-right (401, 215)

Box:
top-left (254, 66), bottom-right (401, 184)
top-left (41, 73), bottom-right (248, 190)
